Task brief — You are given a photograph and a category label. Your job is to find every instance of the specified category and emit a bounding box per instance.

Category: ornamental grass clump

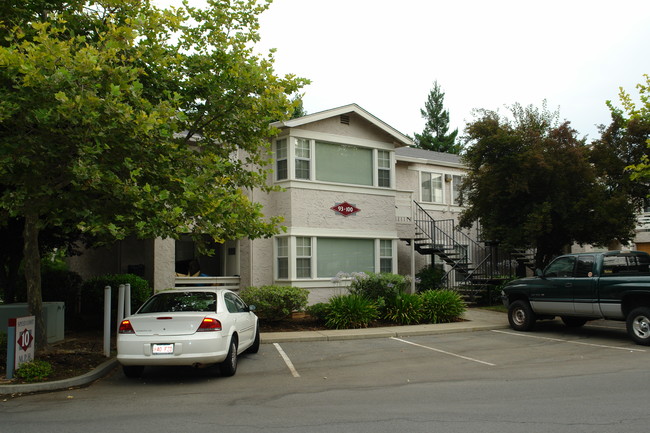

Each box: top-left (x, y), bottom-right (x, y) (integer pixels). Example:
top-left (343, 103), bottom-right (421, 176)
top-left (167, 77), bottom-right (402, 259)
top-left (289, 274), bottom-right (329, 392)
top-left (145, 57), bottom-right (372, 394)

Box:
top-left (420, 289), bottom-right (466, 323)
top-left (325, 294), bottom-right (379, 329)
top-left (384, 293), bottom-right (424, 325)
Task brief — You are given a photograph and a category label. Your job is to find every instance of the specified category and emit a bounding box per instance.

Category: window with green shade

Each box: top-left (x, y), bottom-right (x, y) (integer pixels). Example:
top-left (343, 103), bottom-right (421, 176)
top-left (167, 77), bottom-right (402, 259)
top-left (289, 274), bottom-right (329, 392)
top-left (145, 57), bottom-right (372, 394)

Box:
top-left (315, 142), bottom-right (373, 186)
top-left (317, 238), bottom-right (374, 278)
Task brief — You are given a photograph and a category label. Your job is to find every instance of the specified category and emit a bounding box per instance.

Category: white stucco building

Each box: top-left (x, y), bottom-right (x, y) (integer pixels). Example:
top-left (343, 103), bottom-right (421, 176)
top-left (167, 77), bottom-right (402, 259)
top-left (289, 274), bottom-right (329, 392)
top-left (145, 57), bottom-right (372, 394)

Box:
top-left (68, 103), bottom-right (648, 303)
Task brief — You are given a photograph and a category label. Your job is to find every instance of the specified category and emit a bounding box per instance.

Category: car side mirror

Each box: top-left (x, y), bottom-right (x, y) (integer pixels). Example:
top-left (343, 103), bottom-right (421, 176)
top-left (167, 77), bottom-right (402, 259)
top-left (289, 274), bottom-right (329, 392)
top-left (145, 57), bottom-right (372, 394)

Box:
top-left (535, 268), bottom-right (544, 278)
top-left (248, 304), bottom-right (256, 312)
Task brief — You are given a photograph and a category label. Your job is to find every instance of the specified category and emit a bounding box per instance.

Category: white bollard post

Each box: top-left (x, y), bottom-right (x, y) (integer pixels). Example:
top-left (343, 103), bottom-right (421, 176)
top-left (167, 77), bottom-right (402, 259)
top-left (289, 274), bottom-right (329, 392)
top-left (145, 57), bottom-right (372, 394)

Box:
top-left (116, 284), bottom-right (125, 334)
top-left (103, 286), bottom-right (111, 358)
top-left (125, 283), bottom-right (132, 317)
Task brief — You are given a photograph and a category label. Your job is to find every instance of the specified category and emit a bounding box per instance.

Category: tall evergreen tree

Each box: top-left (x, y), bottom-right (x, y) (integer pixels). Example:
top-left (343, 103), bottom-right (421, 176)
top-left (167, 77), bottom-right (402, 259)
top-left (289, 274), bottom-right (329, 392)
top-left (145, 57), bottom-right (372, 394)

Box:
top-left (414, 81), bottom-right (462, 154)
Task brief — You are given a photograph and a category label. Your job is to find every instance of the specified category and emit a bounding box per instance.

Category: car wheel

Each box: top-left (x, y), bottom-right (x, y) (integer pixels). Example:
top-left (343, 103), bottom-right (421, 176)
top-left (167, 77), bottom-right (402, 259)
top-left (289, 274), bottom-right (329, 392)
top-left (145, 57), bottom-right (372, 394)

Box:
top-left (123, 365), bottom-right (144, 378)
top-left (508, 300), bottom-right (536, 331)
top-left (220, 338), bottom-right (238, 377)
top-left (246, 325), bottom-right (260, 354)
top-left (626, 307), bottom-right (650, 346)
top-left (561, 316), bottom-right (587, 328)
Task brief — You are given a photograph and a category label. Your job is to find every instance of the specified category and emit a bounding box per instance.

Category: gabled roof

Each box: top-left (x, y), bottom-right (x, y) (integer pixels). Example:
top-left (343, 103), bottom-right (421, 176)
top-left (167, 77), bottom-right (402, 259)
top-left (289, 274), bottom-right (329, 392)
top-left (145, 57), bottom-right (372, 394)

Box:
top-left (271, 103), bottom-right (413, 147)
top-left (395, 146), bottom-right (464, 168)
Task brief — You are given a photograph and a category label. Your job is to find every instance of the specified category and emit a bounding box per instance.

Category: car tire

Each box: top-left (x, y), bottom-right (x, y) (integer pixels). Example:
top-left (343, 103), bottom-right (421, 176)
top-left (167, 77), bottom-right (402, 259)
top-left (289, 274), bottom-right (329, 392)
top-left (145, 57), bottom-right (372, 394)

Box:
top-left (123, 365), bottom-right (144, 378)
top-left (246, 325), bottom-right (260, 354)
top-left (220, 338), bottom-right (238, 377)
top-left (508, 300), bottom-right (536, 331)
top-left (626, 307), bottom-right (650, 346)
top-left (561, 316), bottom-right (588, 328)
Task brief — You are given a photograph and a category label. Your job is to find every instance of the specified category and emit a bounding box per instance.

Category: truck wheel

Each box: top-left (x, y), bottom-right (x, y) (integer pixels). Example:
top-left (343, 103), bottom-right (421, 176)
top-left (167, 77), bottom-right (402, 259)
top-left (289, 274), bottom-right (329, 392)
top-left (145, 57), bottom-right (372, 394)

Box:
top-left (626, 307), bottom-right (650, 346)
top-left (508, 300), bottom-right (536, 331)
top-left (561, 316), bottom-right (587, 328)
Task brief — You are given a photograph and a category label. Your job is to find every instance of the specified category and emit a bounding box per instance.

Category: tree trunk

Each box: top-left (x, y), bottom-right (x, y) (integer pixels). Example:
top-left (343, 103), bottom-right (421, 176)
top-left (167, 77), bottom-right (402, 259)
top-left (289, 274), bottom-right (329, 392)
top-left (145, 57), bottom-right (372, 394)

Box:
top-left (23, 211), bottom-right (47, 350)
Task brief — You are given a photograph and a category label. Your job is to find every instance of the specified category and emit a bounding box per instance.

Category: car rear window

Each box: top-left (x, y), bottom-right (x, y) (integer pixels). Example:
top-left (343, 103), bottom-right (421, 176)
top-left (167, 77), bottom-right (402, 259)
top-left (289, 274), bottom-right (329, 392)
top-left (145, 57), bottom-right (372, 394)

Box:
top-left (138, 292), bottom-right (217, 313)
top-left (602, 254), bottom-right (650, 276)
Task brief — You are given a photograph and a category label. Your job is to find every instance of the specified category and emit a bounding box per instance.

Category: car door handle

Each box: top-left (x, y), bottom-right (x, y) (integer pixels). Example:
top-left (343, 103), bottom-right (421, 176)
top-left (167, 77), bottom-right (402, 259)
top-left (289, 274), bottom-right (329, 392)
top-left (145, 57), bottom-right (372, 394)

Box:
top-left (565, 283), bottom-right (572, 288)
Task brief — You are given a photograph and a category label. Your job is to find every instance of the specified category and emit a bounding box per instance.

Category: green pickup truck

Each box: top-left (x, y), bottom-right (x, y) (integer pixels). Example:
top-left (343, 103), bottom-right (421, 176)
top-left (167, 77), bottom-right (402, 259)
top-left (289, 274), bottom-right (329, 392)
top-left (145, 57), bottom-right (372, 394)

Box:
top-left (501, 250), bottom-right (650, 345)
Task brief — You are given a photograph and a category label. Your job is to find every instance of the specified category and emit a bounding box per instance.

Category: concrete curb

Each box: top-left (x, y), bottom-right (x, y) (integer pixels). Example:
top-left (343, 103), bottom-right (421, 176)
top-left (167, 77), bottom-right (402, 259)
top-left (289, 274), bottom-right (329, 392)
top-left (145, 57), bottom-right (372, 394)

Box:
top-left (1, 358), bottom-right (119, 396)
top-left (1, 309), bottom-right (508, 395)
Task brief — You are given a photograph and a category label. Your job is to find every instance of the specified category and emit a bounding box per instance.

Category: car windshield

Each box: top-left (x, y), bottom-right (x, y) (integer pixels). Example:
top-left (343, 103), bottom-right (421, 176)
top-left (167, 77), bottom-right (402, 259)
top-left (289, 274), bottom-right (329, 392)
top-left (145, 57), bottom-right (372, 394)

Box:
top-left (137, 292), bottom-right (217, 313)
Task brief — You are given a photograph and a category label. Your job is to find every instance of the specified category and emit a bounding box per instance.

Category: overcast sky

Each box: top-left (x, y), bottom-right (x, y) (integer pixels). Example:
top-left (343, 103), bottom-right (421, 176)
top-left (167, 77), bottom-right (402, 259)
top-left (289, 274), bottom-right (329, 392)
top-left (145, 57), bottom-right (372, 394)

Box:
top-left (255, 0), bottom-right (650, 141)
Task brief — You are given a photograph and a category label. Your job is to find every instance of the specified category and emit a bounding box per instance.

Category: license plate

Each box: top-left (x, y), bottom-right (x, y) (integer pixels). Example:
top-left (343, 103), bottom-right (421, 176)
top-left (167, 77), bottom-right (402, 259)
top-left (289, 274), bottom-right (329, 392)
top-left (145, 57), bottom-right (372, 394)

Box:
top-left (152, 344), bottom-right (174, 354)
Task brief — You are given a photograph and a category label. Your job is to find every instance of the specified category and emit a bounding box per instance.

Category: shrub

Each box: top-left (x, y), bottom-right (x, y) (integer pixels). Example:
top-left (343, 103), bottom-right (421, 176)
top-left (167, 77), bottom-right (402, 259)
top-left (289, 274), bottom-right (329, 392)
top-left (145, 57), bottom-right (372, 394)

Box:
top-left (80, 274), bottom-right (152, 328)
top-left (306, 302), bottom-right (331, 322)
top-left (384, 293), bottom-right (424, 325)
top-left (325, 294), bottom-right (379, 329)
top-left (0, 331), bottom-right (6, 359)
top-left (415, 265), bottom-right (445, 292)
top-left (348, 272), bottom-right (408, 300)
top-left (239, 285), bottom-right (309, 322)
top-left (15, 360), bottom-right (54, 383)
top-left (420, 289), bottom-right (466, 323)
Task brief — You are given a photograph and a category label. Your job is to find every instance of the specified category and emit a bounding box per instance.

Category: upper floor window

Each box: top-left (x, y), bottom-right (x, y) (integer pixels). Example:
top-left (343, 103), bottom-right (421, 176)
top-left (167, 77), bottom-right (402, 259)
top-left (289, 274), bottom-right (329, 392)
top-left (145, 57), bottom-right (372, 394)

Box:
top-left (316, 142), bottom-right (373, 186)
top-left (377, 150), bottom-right (391, 188)
top-left (452, 175), bottom-right (463, 205)
top-left (295, 138), bottom-right (311, 180)
top-left (421, 172), bottom-right (443, 203)
top-left (275, 139), bottom-right (288, 181)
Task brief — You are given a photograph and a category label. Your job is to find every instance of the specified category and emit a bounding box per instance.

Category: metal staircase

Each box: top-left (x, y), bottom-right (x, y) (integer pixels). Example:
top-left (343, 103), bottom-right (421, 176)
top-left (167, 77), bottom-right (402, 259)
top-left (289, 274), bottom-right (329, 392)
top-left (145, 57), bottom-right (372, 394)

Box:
top-left (406, 202), bottom-right (520, 303)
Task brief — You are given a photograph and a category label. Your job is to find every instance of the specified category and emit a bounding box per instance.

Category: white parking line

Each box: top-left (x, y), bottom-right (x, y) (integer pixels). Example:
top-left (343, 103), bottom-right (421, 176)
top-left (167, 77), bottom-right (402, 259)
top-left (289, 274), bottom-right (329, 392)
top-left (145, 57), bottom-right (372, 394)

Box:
top-left (391, 337), bottom-right (496, 366)
top-left (273, 343), bottom-right (301, 377)
top-left (491, 330), bottom-right (646, 352)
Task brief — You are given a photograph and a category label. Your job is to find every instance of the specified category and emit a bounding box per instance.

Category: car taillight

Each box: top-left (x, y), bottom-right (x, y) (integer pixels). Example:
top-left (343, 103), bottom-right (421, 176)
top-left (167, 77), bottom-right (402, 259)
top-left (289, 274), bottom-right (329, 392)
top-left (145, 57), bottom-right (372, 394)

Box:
top-left (197, 317), bottom-right (222, 332)
top-left (119, 319), bottom-right (135, 334)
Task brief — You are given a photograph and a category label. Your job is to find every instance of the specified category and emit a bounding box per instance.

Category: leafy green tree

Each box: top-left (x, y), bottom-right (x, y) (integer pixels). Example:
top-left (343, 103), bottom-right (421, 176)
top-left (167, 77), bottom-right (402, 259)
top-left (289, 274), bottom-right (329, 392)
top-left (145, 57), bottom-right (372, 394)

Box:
top-left (614, 75), bottom-right (650, 186)
top-left (413, 81), bottom-right (461, 154)
top-left (591, 74), bottom-right (650, 205)
top-left (459, 103), bottom-right (636, 268)
top-left (0, 0), bottom-right (307, 348)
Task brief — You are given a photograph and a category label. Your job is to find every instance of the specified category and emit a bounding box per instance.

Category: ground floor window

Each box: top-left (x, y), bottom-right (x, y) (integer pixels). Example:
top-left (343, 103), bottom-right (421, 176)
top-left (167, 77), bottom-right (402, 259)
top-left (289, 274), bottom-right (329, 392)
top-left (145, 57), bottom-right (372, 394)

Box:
top-left (275, 236), bottom-right (395, 280)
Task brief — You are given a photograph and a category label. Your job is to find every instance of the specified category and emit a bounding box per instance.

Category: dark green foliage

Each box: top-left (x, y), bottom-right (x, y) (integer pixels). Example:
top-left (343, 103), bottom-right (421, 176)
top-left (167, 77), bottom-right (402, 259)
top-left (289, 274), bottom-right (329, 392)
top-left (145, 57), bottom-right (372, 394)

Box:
top-left (384, 293), bottom-right (424, 325)
top-left (80, 274), bottom-right (152, 327)
top-left (420, 289), bottom-right (466, 323)
top-left (239, 285), bottom-right (309, 322)
top-left (324, 294), bottom-right (379, 329)
top-left (415, 265), bottom-right (445, 292)
top-left (460, 102), bottom-right (637, 268)
top-left (306, 302), bottom-right (330, 322)
top-left (15, 359), bottom-right (53, 383)
top-left (348, 272), bottom-right (408, 300)
top-left (413, 81), bottom-right (462, 154)
top-left (0, 331), bottom-right (6, 360)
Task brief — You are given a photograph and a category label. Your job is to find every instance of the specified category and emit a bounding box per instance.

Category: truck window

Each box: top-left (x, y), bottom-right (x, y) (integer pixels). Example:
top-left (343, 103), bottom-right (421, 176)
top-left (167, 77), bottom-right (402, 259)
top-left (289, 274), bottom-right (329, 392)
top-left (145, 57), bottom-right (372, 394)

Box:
top-left (574, 255), bottom-right (595, 277)
top-left (603, 255), bottom-right (650, 276)
top-left (545, 256), bottom-right (576, 278)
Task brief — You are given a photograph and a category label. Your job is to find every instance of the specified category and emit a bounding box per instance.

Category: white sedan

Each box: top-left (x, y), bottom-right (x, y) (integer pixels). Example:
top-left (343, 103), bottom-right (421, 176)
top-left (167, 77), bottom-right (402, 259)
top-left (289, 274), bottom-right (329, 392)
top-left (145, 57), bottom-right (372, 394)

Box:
top-left (117, 288), bottom-right (259, 378)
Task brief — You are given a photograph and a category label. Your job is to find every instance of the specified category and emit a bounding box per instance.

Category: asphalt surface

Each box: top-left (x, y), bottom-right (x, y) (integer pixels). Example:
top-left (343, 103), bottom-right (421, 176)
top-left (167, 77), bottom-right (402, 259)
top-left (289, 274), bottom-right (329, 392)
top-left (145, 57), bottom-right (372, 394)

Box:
top-left (0, 308), bottom-right (509, 395)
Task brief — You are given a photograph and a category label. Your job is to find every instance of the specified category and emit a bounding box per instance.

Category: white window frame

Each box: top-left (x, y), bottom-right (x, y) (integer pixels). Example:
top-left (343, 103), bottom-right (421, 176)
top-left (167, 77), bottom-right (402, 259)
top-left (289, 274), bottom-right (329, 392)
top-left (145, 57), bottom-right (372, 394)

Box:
top-left (421, 171), bottom-right (444, 203)
top-left (276, 237), bottom-right (289, 279)
top-left (294, 138), bottom-right (311, 180)
top-left (296, 236), bottom-right (312, 278)
top-left (376, 149), bottom-right (391, 188)
top-left (275, 138), bottom-right (288, 181)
